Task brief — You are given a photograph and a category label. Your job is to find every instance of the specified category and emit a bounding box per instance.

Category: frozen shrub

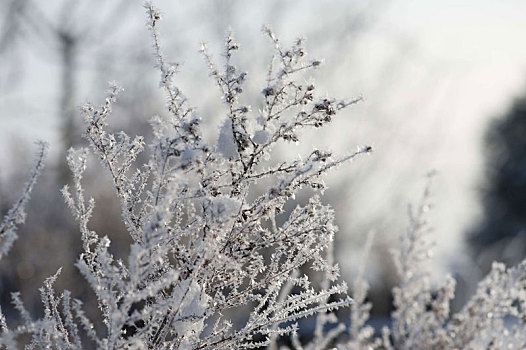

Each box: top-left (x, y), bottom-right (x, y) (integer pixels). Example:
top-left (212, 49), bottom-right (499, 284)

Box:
top-left (289, 175), bottom-right (526, 350)
top-left (384, 176), bottom-right (526, 349)
top-left (0, 4), bottom-right (368, 349)
top-left (2, 4), bottom-right (526, 350)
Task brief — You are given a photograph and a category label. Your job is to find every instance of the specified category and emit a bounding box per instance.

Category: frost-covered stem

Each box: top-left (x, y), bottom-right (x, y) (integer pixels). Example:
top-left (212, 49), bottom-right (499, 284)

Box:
top-left (391, 172), bottom-right (436, 348)
top-left (312, 242), bottom-right (336, 341)
top-left (82, 85), bottom-right (144, 241)
top-left (147, 4), bottom-right (185, 127)
top-left (268, 271), bottom-right (300, 350)
top-left (0, 141), bottom-right (47, 260)
top-left (349, 231), bottom-right (375, 341)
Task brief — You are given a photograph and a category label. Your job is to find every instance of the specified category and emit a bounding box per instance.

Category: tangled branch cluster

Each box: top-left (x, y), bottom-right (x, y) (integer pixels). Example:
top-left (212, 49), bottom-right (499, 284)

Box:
top-left (1, 4), bottom-right (525, 350)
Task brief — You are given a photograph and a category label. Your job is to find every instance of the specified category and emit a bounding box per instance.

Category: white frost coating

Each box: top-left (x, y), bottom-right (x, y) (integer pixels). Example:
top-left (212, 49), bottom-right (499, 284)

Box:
top-left (172, 279), bottom-right (210, 345)
top-left (253, 129), bottom-right (270, 145)
top-left (209, 196), bottom-right (241, 224)
top-left (256, 115), bottom-right (266, 126)
top-left (181, 144), bottom-right (195, 164)
top-left (217, 119), bottom-right (239, 159)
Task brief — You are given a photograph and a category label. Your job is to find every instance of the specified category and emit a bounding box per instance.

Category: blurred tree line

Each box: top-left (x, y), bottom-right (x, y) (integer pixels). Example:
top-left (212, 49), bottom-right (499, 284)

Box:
top-left (469, 91), bottom-right (526, 272)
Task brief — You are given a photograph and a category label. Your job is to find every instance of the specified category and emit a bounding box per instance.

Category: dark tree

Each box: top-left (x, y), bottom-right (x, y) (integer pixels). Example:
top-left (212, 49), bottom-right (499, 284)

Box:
top-left (470, 93), bottom-right (526, 271)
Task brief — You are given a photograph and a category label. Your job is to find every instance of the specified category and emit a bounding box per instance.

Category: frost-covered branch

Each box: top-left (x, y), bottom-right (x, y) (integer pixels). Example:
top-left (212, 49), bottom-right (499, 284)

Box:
top-left (0, 141), bottom-right (47, 260)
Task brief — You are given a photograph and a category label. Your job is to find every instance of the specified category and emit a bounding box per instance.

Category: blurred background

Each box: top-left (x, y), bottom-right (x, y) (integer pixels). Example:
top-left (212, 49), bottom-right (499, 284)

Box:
top-left (1, 0), bottom-right (526, 332)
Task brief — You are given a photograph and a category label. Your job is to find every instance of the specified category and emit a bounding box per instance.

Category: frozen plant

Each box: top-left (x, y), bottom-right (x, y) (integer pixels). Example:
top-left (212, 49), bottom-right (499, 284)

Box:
top-left (3, 4), bottom-right (525, 350)
top-left (284, 175), bottom-right (526, 350)
top-left (384, 174), bottom-right (526, 349)
top-left (0, 4), bottom-right (370, 349)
